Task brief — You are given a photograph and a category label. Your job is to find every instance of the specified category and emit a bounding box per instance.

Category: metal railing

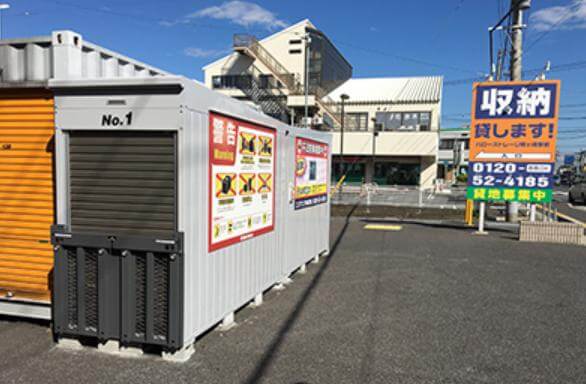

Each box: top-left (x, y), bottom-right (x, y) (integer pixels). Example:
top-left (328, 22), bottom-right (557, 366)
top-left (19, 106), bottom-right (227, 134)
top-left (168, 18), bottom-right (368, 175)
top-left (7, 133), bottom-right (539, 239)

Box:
top-left (233, 34), bottom-right (301, 93)
top-left (236, 65), bottom-right (290, 121)
top-left (233, 34), bottom-right (343, 127)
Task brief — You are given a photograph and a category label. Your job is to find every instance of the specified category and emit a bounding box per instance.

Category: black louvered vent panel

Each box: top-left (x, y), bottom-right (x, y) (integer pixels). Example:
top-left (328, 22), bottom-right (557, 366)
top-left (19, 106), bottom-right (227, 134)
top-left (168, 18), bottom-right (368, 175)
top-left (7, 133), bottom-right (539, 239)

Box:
top-left (84, 249), bottom-right (99, 332)
top-left (153, 254), bottom-right (169, 340)
top-left (66, 248), bottom-right (78, 330)
top-left (135, 254), bottom-right (147, 337)
top-left (69, 131), bottom-right (176, 236)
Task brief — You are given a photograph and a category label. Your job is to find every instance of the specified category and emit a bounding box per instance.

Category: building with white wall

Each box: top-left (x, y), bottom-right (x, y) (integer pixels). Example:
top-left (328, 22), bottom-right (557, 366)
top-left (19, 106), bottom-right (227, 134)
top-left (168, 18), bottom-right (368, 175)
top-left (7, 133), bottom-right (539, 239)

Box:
top-left (203, 19), bottom-right (352, 128)
top-left (327, 77), bottom-right (443, 188)
top-left (438, 127), bottom-right (470, 182)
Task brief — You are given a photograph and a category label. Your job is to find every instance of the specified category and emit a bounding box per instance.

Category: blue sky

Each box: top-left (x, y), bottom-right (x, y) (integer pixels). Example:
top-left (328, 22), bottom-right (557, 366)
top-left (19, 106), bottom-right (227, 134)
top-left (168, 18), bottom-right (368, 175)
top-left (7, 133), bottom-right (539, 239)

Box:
top-left (2, 0), bottom-right (585, 153)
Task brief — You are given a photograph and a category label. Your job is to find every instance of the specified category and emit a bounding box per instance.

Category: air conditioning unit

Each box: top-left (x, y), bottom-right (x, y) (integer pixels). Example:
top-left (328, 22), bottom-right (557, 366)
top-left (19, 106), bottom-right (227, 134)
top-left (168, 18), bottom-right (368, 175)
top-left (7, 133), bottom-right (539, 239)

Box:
top-left (312, 116), bottom-right (324, 126)
top-left (300, 117), bottom-right (313, 127)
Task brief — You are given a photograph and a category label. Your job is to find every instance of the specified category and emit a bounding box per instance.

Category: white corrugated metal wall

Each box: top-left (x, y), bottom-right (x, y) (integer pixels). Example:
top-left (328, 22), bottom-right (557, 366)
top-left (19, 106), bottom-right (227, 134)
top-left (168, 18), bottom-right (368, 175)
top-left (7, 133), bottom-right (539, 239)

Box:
top-left (181, 105), bottom-right (331, 345)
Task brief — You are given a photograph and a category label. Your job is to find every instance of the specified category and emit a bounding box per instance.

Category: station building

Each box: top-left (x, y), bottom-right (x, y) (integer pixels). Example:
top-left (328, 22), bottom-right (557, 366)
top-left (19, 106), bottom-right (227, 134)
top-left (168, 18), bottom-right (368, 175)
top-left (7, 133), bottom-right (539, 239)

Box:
top-left (203, 20), bottom-right (443, 188)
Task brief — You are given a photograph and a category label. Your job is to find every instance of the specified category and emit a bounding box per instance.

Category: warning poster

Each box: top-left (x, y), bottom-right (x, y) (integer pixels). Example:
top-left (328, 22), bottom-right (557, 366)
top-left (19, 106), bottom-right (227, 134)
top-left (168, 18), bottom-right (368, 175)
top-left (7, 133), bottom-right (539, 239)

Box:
top-left (208, 112), bottom-right (275, 252)
top-left (294, 137), bottom-right (329, 210)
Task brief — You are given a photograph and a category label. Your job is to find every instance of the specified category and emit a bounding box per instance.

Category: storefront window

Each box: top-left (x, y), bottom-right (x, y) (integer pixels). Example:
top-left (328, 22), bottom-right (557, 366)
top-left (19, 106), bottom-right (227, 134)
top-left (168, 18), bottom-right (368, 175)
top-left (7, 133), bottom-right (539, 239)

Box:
top-left (373, 162), bottom-right (420, 186)
top-left (332, 161), bottom-right (366, 185)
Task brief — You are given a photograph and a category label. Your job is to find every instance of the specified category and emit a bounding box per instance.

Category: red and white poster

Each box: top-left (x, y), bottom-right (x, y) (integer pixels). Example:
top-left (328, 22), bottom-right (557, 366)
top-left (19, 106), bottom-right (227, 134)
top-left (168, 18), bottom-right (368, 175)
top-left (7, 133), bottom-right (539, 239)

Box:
top-left (208, 112), bottom-right (276, 251)
top-left (294, 137), bottom-right (329, 210)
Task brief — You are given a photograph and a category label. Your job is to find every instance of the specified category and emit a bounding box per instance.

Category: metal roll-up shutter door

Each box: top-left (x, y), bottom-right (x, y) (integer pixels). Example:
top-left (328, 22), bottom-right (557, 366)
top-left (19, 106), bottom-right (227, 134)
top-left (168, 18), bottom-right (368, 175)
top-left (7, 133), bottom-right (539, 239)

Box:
top-left (0, 89), bottom-right (55, 300)
top-left (69, 131), bottom-right (177, 236)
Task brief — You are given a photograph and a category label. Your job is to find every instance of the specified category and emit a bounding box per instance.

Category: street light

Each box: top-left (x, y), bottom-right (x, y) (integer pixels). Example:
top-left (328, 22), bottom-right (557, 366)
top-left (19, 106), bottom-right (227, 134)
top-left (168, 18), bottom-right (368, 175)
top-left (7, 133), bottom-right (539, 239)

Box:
top-left (302, 32), bottom-right (312, 128)
top-left (0, 3), bottom-right (9, 40)
top-left (339, 93), bottom-right (349, 183)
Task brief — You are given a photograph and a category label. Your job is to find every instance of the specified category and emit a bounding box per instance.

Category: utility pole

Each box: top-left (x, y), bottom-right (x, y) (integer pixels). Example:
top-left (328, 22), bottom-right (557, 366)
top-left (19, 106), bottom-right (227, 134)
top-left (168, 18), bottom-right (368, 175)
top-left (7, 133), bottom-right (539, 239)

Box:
top-left (510, 0), bottom-right (530, 82)
top-left (507, 0), bottom-right (531, 222)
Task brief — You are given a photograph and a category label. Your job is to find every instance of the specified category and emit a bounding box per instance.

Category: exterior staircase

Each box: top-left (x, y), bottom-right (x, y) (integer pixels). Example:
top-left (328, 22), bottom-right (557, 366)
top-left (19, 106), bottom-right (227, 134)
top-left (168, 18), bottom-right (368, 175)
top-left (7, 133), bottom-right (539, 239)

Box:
top-left (236, 65), bottom-right (290, 122)
top-left (233, 34), bottom-right (341, 128)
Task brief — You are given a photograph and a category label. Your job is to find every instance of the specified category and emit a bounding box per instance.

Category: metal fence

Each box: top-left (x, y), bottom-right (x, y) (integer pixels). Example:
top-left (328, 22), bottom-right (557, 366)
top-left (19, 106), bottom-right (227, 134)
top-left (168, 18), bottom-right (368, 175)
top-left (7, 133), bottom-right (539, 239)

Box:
top-left (331, 183), bottom-right (467, 210)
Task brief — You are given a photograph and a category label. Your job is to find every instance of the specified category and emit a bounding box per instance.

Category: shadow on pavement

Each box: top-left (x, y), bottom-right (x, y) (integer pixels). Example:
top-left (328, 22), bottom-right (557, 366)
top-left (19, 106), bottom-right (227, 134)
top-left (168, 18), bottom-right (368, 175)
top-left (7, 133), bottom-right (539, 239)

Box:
top-left (243, 203), bottom-right (359, 384)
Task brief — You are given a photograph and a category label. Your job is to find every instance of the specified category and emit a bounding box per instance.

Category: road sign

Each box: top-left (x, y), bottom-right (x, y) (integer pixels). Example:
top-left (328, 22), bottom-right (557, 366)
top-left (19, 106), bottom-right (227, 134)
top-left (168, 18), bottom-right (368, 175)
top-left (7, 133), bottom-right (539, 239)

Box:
top-left (467, 80), bottom-right (560, 203)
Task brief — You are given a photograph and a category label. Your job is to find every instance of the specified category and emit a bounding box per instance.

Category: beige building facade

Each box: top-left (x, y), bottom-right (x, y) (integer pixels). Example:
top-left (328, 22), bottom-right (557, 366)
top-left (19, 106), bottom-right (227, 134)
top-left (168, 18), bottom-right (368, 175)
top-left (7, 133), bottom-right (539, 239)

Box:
top-left (328, 77), bottom-right (443, 188)
top-left (203, 21), bottom-right (443, 188)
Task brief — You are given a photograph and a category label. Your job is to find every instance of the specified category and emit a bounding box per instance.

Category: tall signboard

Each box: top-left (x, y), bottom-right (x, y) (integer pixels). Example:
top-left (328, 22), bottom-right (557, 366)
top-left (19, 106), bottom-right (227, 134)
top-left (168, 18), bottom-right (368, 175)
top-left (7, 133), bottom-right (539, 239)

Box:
top-left (208, 112), bottom-right (276, 251)
top-left (467, 80), bottom-right (561, 204)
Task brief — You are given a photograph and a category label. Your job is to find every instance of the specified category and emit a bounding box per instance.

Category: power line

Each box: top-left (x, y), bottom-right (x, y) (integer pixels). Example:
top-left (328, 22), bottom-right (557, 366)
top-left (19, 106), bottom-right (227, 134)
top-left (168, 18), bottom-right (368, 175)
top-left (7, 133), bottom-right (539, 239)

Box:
top-left (525, 0), bottom-right (581, 54)
top-left (444, 58), bottom-right (586, 87)
top-left (332, 40), bottom-right (482, 75)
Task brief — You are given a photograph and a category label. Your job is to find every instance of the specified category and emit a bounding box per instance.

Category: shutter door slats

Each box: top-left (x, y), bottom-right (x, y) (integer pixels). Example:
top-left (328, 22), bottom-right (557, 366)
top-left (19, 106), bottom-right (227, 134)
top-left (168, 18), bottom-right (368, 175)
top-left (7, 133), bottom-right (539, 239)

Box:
top-left (0, 90), bottom-right (54, 299)
top-left (69, 131), bottom-right (176, 237)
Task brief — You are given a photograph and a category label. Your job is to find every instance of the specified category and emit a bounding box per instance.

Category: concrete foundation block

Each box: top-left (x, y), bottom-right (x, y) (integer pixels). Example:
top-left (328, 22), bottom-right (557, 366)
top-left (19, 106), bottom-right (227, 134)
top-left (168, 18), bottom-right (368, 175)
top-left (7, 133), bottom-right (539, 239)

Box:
top-left (218, 312), bottom-right (237, 331)
top-left (162, 343), bottom-right (195, 363)
top-left (56, 338), bottom-right (83, 351)
top-left (119, 346), bottom-right (144, 358)
top-left (250, 293), bottom-right (263, 307)
top-left (97, 340), bottom-right (120, 355)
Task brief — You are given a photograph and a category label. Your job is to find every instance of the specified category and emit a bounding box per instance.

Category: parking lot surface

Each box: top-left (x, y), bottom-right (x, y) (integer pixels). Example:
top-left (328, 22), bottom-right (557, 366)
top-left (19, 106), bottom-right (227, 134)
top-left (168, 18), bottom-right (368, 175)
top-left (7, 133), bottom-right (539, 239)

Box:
top-left (1, 215), bottom-right (585, 384)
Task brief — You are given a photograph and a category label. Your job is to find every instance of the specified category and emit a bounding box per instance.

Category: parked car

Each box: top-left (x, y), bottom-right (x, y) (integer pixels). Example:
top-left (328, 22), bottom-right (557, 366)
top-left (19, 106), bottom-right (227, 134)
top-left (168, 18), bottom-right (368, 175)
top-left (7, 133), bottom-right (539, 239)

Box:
top-left (569, 175), bottom-right (586, 204)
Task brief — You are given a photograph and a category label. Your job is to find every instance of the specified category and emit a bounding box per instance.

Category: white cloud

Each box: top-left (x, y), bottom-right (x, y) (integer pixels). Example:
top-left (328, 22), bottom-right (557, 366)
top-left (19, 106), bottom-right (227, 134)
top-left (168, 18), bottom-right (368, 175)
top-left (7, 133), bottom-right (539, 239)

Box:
top-left (183, 47), bottom-right (227, 58)
top-left (187, 1), bottom-right (288, 30)
top-left (531, 0), bottom-right (586, 31)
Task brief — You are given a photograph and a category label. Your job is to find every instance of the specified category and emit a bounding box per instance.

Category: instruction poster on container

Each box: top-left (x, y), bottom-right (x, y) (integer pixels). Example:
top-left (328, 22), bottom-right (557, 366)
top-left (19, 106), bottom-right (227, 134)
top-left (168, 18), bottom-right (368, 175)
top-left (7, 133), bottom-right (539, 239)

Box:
top-left (294, 137), bottom-right (329, 210)
top-left (208, 112), bottom-right (275, 251)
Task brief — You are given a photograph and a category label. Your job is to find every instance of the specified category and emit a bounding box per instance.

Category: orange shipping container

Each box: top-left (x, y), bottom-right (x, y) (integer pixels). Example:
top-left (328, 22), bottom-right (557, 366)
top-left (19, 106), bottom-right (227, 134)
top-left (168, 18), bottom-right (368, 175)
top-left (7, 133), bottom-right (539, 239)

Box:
top-left (0, 89), bottom-right (55, 305)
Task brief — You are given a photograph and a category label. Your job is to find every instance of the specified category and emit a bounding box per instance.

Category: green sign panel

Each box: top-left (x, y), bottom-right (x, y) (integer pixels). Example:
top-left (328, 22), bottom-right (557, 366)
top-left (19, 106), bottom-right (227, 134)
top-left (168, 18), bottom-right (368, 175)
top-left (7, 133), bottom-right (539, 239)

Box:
top-left (466, 187), bottom-right (552, 203)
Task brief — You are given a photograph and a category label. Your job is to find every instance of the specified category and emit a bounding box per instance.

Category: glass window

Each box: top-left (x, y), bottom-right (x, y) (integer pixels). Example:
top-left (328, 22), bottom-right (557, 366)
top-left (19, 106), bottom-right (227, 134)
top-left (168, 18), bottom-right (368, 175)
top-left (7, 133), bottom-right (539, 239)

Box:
top-left (439, 139), bottom-right (455, 150)
top-left (402, 113), bottom-right (419, 131)
top-left (332, 161), bottom-right (365, 185)
top-left (289, 49), bottom-right (302, 55)
top-left (212, 76), bottom-right (222, 89)
top-left (374, 163), bottom-right (420, 186)
top-left (376, 112), bottom-right (402, 131)
top-left (289, 39), bottom-right (302, 45)
top-left (419, 112), bottom-right (431, 131)
top-left (345, 113), bottom-right (368, 131)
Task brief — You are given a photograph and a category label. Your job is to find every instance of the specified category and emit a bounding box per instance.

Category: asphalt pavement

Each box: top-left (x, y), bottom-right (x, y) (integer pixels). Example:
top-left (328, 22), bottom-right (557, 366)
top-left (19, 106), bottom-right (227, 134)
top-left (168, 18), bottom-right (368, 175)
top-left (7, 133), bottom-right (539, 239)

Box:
top-left (1, 216), bottom-right (585, 383)
top-left (553, 189), bottom-right (586, 223)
